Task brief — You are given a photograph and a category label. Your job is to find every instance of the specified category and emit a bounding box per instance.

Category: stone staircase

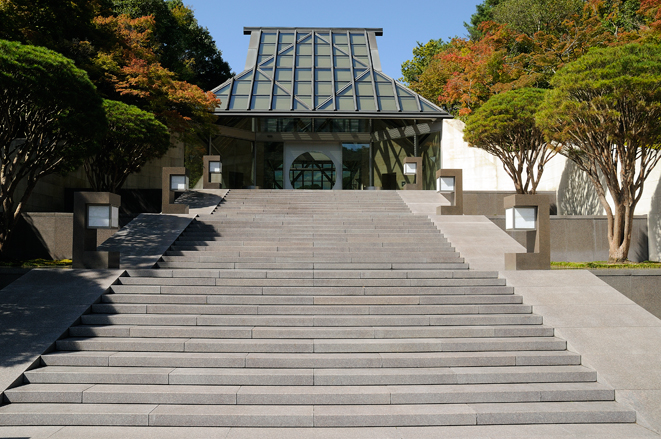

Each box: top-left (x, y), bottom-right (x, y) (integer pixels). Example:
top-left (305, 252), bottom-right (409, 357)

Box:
top-left (0, 189), bottom-right (635, 427)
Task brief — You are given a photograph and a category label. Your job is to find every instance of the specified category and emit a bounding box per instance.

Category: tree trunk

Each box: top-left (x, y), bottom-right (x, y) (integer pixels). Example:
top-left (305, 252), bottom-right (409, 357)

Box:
top-left (606, 199), bottom-right (634, 263)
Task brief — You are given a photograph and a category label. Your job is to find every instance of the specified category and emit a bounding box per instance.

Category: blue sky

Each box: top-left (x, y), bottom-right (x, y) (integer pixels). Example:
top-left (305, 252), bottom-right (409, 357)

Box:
top-left (185, 0), bottom-right (483, 81)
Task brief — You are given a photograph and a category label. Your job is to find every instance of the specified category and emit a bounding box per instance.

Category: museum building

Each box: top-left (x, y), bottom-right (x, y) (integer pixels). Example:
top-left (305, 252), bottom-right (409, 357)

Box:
top-left (209, 27), bottom-right (452, 190)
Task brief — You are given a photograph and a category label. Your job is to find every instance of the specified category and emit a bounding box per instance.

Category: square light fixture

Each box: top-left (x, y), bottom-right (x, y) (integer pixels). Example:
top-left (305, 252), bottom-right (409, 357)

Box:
top-left (436, 176), bottom-right (455, 193)
top-left (403, 162), bottom-right (417, 175)
top-left (209, 161), bottom-right (222, 183)
top-left (506, 206), bottom-right (537, 230)
top-left (87, 204), bottom-right (119, 229)
top-left (170, 175), bottom-right (189, 191)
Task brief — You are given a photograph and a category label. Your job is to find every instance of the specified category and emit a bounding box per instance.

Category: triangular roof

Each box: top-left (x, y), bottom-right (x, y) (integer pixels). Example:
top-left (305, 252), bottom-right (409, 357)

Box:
top-left (211, 27), bottom-right (451, 119)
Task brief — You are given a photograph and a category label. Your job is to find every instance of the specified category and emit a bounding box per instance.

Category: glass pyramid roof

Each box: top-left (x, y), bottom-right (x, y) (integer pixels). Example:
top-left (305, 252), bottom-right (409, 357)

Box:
top-left (211, 27), bottom-right (451, 119)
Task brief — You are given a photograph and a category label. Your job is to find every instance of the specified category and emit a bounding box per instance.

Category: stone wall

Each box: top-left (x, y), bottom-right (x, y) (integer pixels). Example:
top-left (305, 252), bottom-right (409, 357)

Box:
top-left (592, 269), bottom-right (661, 319)
top-left (488, 215), bottom-right (649, 263)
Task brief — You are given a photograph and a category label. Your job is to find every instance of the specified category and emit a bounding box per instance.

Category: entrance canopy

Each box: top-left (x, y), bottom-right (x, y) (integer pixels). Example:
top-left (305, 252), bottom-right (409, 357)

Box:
top-left (211, 27), bottom-right (451, 119)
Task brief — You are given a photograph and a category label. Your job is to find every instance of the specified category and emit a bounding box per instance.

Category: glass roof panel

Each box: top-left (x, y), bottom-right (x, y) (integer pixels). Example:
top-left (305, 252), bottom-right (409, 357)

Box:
top-left (215, 28), bottom-right (450, 118)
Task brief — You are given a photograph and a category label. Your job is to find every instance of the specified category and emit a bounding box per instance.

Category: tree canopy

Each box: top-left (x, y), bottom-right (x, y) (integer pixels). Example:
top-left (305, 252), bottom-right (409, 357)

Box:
top-left (0, 40), bottom-right (106, 250)
top-left (536, 41), bottom-right (661, 262)
top-left (464, 88), bottom-right (555, 194)
top-left (84, 100), bottom-right (170, 193)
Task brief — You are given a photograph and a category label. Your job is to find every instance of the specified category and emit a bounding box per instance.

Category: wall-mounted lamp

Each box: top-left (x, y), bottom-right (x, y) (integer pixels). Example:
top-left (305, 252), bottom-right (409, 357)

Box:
top-left (435, 169), bottom-right (463, 215)
top-left (403, 157), bottom-right (422, 190)
top-left (203, 155), bottom-right (222, 189)
top-left (162, 167), bottom-right (189, 214)
top-left (73, 192), bottom-right (121, 269)
top-left (503, 194), bottom-right (550, 270)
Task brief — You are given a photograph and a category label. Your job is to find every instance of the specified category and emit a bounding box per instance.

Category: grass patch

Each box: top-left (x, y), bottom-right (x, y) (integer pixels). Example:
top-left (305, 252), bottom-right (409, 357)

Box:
top-left (0, 258), bottom-right (72, 268)
top-left (552, 261), bottom-right (661, 270)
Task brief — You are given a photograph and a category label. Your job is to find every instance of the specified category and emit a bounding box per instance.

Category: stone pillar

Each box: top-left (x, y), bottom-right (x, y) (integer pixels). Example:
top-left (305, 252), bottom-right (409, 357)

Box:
top-left (436, 169), bottom-right (463, 215)
top-left (503, 194), bottom-right (551, 270)
top-left (72, 192), bottom-right (120, 269)
top-left (202, 155), bottom-right (222, 190)
top-left (162, 167), bottom-right (189, 214)
top-left (403, 157), bottom-right (423, 190)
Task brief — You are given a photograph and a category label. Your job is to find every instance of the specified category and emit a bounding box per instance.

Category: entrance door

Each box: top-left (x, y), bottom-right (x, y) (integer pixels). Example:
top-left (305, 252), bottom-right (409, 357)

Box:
top-left (283, 143), bottom-right (342, 189)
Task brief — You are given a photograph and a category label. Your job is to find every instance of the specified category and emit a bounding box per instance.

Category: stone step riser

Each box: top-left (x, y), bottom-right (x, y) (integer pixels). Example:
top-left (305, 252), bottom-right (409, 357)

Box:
top-left (122, 270), bottom-right (498, 279)
top-left (81, 314), bottom-right (543, 327)
top-left (67, 325), bottom-right (553, 339)
top-left (55, 337), bottom-right (567, 353)
top-left (114, 278), bottom-right (506, 287)
top-left (5, 383), bottom-right (615, 405)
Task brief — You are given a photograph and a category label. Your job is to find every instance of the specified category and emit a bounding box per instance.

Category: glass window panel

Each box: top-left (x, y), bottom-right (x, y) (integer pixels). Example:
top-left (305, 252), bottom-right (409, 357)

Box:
top-left (277, 55), bottom-right (293, 67)
top-left (274, 84), bottom-right (290, 95)
top-left (378, 96), bottom-right (397, 110)
top-left (235, 71), bottom-right (253, 81)
top-left (296, 55), bottom-right (312, 67)
top-left (295, 82), bottom-right (312, 95)
top-left (259, 43), bottom-right (275, 55)
top-left (229, 95), bottom-right (249, 109)
top-left (297, 34), bottom-right (311, 44)
top-left (375, 82), bottom-right (395, 96)
top-left (357, 96), bottom-right (376, 111)
top-left (279, 33), bottom-right (294, 44)
top-left (338, 86), bottom-right (353, 96)
top-left (279, 46), bottom-right (294, 56)
top-left (214, 84), bottom-right (230, 96)
top-left (315, 82), bottom-right (332, 95)
top-left (277, 81), bottom-right (291, 92)
top-left (315, 56), bottom-right (331, 68)
top-left (257, 55), bottom-right (273, 65)
top-left (399, 96), bottom-right (419, 111)
top-left (261, 32), bottom-right (277, 44)
top-left (333, 47), bottom-right (349, 57)
top-left (337, 96), bottom-right (354, 110)
top-left (356, 82), bottom-right (373, 96)
top-left (315, 34), bottom-right (329, 43)
top-left (253, 82), bottom-right (272, 94)
top-left (294, 99), bottom-right (311, 110)
top-left (315, 69), bottom-right (332, 81)
top-left (272, 95), bottom-right (291, 110)
top-left (250, 95), bottom-right (270, 110)
top-left (334, 69), bottom-right (351, 82)
top-left (232, 81), bottom-right (251, 94)
top-left (350, 33), bottom-right (366, 44)
top-left (352, 45), bottom-right (368, 56)
top-left (278, 43), bottom-right (292, 52)
top-left (296, 44), bottom-right (312, 55)
top-left (335, 81), bottom-right (350, 92)
top-left (318, 100), bottom-right (333, 110)
top-left (315, 44), bottom-right (330, 56)
top-left (397, 85), bottom-right (415, 97)
top-left (420, 100), bottom-right (440, 112)
top-left (255, 71), bottom-right (270, 81)
top-left (295, 69), bottom-right (312, 81)
top-left (334, 55), bottom-right (350, 68)
top-left (332, 33), bottom-right (348, 45)
top-left (260, 66), bottom-right (274, 77)
top-left (260, 57), bottom-right (274, 67)
top-left (375, 72), bottom-right (391, 83)
top-left (353, 58), bottom-right (369, 68)
top-left (315, 96), bottom-right (331, 107)
top-left (275, 68), bottom-right (292, 81)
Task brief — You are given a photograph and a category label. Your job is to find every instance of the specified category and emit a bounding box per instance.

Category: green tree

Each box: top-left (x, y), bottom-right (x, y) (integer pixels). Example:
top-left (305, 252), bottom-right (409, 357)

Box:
top-left (110, 0), bottom-right (231, 90)
top-left (465, 0), bottom-right (503, 40)
top-left (492, 0), bottom-right (584, 37)
top-left (400, 39), bottom-right (446, 85)
top-left (464, 88), bottom-right (555, 193)
top-left (0, 40), bottom-right (106, 251)
top-left (84, 100), bottom-right (170, 193)
top-left (536, 42), bottom-right (661, 262)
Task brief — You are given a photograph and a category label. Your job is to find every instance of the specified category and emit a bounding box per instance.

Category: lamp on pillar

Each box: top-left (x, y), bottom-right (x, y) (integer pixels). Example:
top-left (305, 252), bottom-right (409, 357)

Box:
top-left (503, 194), bottom-right (550, 270)
top-left (72, 192), bottom-right (121, 269)
top-left (162, 167), bottom-right (189, 214)
top-left (203, 155), bottom-right (222, 189)
top-left (435, 169), bottom-right (463, 215)
top-left (403, 157), bottom-right (422, 190)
